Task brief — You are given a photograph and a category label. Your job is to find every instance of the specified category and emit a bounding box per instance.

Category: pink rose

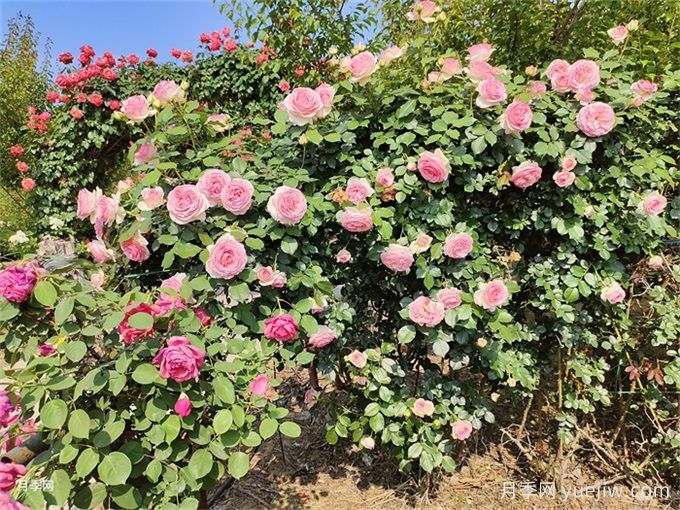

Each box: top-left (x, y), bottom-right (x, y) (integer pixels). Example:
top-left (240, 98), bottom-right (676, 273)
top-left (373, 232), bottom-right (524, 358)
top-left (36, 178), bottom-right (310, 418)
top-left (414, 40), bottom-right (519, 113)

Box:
top-left (527, 80), bottom-right (547, 98)
top-left (151, 80), bottom-right (184, 105)
top-left (380, 244), bottom-right (414, 272)
top-left (90, 269), bottom-right (105, 289)
top-left (550, 72), bottom-right (571, 93)
top-left (348, 51), bottom-right (377, 85)
top-left (545, 59), bottom-right (570, 80)
top-left (174, 397), bottom-right (192, 417)
top-left (600, 283), bottom-right (626, 304)
top-left (441, 57), bottom-right (462, 77)
top-left (267, 186), bottom-right (308, 225)
top-left (138, 187), bottom-right (165, 211)
top-left (378, 46), bottom-right (406, 66)
top-left (264, 313), bottom-right (298, 342)
top-left (561, 155), bottom-right (577, 172)
top-left (553, 170), bottom-right (575, 188)
top-left (631, 79), bottom-right (657, 100)
top-left (38, 343), bottom-right (56, 356)
top-left (607, 25), bottom-right (628, 45)
top-left (120, 232), bottom-right (150, 263)
top-left (94, 194), bottom-right (123, 238)
top-left (194, 307), bottom-right (212, 326)
top-left (117, 302), bottom-right (157, 344)
top-left (272, 271), bottom-right (287, 288)
top-left (257, 266), bottom-right (276, 286)
top-left (476, 78), bottom-right (507, 108)
top-left (0, 264), bottom-right (38, 303)
top-left (511, 161), bottom-right (543, 189)
top-left (134, 143), bottom-right (157, 166)
top-left (206, 113), bottom-right (232, 132)
top-left (499, 101), bottom-right (532, 134)
top-left (473, 280), bottom-right (509, 311)
top-left (640, 191), bottom-right (667, 216)
top-left (467, 43), bottom-right (494, 61)
top-left (0, 389), bottom-right (19, 428)
top-left (279, 87), bottom-right (323, 125)
top-left (436, 288), bottom-right (462, 309)
top-left (152, 336), bottom-right (205, 382)
top-left (197, 169), bottom-right (231, 206)
top-left (348, 350), bottom-right (367, 368)
top-left (220, 178), bottom-right (254, 215)
top-left (568, 59), bottom-right (600, 92)
top-left (576, 102), bottom-right (615, 137)
top-left (336, 249), bottom-right (352, 263)
top-left (121, 94), bottom-right (154, 122)
top-left (340, 207), bottom-right (373, 232)
top-left (452, 419), bottom-right (473, 440)
top-left (304, 388), bottom-right (319, 408)
top-left (160, 272), bottom-right (187, 301)
top-left (167, 184), bottom-right (210, 224)
top-left (410, 233), bottom-right (432, 254)
top-left (309, 326), bottom-right (336, 348)
top-left (412, 398), bottom-right (435, 417)
top-left (278, 80), bottom-right (290, 92)
top-left (418, 149), bottom-right (449, 183)
top-left (408, 296), bottom-right (445, 327)
top-left (249, 374), bottom-right (269, 396)
top-left (310, 296), bottom-right (329, 314)
top-left (76, 188), bottom-right (101, 220)
top-left (346, 177), bottom-right (375, 204)
top-left (575, 85), bottom-right (594, 104)
top-left (444, 233), bottom-right (473, 259)
top-left (376, 167), bottom-right (394, 187)
top-left (407, 0), bottom-right (438, 22)
top-left (206, 235), bottom-right (247, 279)
top-left (0, 462), bottom-right (27, 491)
top-left (647, 256), bottom-right (664, 270)
top-left (0, 492), bottom-right (30, 510)
top-left (467, 60), bottom-right (501, 82)
top-left (87, 239), bottom-right (115, 263)
top-left (315, 83), bottom-right (335, 118)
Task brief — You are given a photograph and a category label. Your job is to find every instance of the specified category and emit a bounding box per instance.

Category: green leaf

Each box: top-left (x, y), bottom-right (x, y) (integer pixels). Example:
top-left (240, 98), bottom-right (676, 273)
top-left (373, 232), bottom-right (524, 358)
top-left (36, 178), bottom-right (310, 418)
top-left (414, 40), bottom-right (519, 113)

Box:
top-left (228, 451), bottom-right (250, 480)
top-left (144, 459), bottom-right (162, 483)
top-left (73, 482), bottom-right (107, 509)
top-left (213, 409), bottom-right (233, 434)
top-left (188, 448), bottom-right (213, 479)
top-left (76, 448), bottom-right (100, 478)
top-left (279, 421), bottom-right (301, 438)
top-left (397, 325), bottom-right (416, 344)
top-left (281, 237), bottom-right (298, 255)
top-left (64, 341), bottom-right (87, 362)
top-left (34, 281), bottom-right (58, 307)
top-left (127, 312), bottom-right (154, 329)
top-left (54, 297), bottom-right (74, 324)
top-left (163, 415), bottom-right (181, 443)
top-left (68, 409), bottom-right (91, 439)
top-left (305, 128), bottom-right (323, 145)
top-left (40, 399), bottom-right (68, 429)
top-left (132, 364), bottom-right (160, 385)
top-left (397, 99), bottom-right (417, 118)
top-left (111, 485), bottom-right (143, 509)
top-left (97, 452), bottom-right (132, 485)
top-left (259, 418), bottom-right (278, 439)
top-left (48, 469), bottom-right (71, 506)
top-left (213, 376), bottom-right (235, 404)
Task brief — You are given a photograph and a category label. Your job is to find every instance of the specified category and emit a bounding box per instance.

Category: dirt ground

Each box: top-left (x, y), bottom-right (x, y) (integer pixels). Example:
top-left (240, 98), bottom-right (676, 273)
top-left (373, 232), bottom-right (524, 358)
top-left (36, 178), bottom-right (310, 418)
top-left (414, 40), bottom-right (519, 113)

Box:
top-left (214, 373), bottom-right (678, 510)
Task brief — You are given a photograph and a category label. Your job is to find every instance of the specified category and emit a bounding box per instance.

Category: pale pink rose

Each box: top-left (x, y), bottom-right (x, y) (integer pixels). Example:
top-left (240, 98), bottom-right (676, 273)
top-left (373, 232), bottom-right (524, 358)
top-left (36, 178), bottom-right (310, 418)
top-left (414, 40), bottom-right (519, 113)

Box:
top-left (348, 350), bottom-right (367, 368)
top-left (336, 249), bottom-right (352, 263)
top-left (561, 155), bottom-right (577, 172)
top-left (607, 25), bottom-right (628, 45)
top-left (280, 87), bottom-right (323, 125)
top-left (444, 233), bottom-right (473, 259)
top-left (627, 19), bottom-right (639, 31)
top-left (309, 326), bottom-right (336, 349)
top-left (381, 244), bottom-right (414, 272)
top-left (427, 71), bottom-right (445, 84)
top-left (257, 266), bottom-right (276, 286)
top-left (167, 184), bottom-right (209, 224)
top-left (348, 51), bottom-right (377, 85)
top-left (632, 96), bottom-right (645, 107)
top-left (304, 388), bottom-right (319, 408)
top-left (412, 398), bottom-right (435, 417)
top-left (511, 161), bottom-right (543, 189)
top-left (206, 113), bottom-right (232, 132)
top-left (94, 194), bottom-right (123, 238)
top-left (117, 177), bottom-right (134, 193)
top-left (525, 65), bottom-right (538, 76)
top-left (264, 313), bottom-right (298, 342)
top-left (120, 232), bottom-right (151, 263)
top-left (410, 233), bottom-right (432, 254)
top-left (90, 269), bottom-right (105, 289)
top-left (152, 336), bottom-right (205, 382)
top-left (550, 72), bottom-right (571, 93)
top-left (376, 167), bottom-right (395, 187)
top-left (467, 59), bottom-right (502, 82)
top-left (418, 149), bottom-right (449, 183)
top-left (545, 59), bottom-right (570, 80)
top-left (407, 0), bottom-right (438, 22)
top-left (206, 235), bottom-right (247, 279)
top-left (121, 95), bottom-right (154, 122)
top-left (340, 207), bottom-right (373, 232)
top-left (600, 282), bottom-right (626, 304)
top-left (441, 57), bottom-right (462, 77)
top-left (648, 255), bottom-right (664, 269)
top-left (159, 272), bottom-right (187, 300)
top-left (575, 85), bottom-right (594, 104)
top-left (408, 296), bottom-right (445, 327)
top-left (76, 188), bottom-right (101, 220)
top-left (138, 186), bottom-right (165, 211)
top-left (473, 280), bottom-right (509, 311)
top-left (568, 59), bottom-right (600, 92)
top-left (527, 80), bottom-right (547, 97)
top-left (310, 296), bottom-right (329, 314)
top-left (315, 83), bottom-right (335, 118)
top-left (639, 191), bottom-right (667, 216)
top-left (360, 437), bottom-right (375, 449)
top-left (249, 374), bottom-right (269, 396)
top-left (267, 186), bottom-right (308, 224)
top-left (197, 169), bottom-right (231, 206)
top-left (476, 78), bottom-right (507, 108)
top-left (452, 419), bottom-right (473, 440)
top-left (499, 101), bottom-right (532, 134)
top-left (378, 46), bottom-right (406, 66)
top-left (272, 271), bottom-right (287, 288)
top-left (152, 80), bottom-right (184, 105)
top-left (436, 288), bottom-right (462, 309)
top-left (134, 143), bottom-right (157, 166)
top-left (406, 161), bottom-right (417, 171)
top-left (576, 102), bottom-right (615, 137)
top-left (553, 170), bottom-right (575, 188)
top-left (87, 239), bottom-right (115, 263)
top-left (221, 178), bottom-right (254, 215)
top-left (631, 79), bottom-right (657, 100)
top-left (467, 43), bottom-right (494, 61)
top-left (346, 177), bottom-right (375, 204)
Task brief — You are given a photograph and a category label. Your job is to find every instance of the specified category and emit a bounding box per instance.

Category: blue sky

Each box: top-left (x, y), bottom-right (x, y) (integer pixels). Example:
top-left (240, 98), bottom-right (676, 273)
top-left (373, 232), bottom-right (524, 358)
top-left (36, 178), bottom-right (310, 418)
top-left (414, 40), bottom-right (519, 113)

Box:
top-left (0, 0), bottom-right (232, 72)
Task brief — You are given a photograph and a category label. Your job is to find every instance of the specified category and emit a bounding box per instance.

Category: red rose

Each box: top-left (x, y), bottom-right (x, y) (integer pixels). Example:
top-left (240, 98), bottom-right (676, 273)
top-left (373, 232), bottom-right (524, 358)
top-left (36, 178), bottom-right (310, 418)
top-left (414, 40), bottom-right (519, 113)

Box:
top-left (58, 52), bottom-right (73, 64)
top-left (146, 48), bottom-right (158, 58)
top-left (117, 303), bottom-right (158, 345)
